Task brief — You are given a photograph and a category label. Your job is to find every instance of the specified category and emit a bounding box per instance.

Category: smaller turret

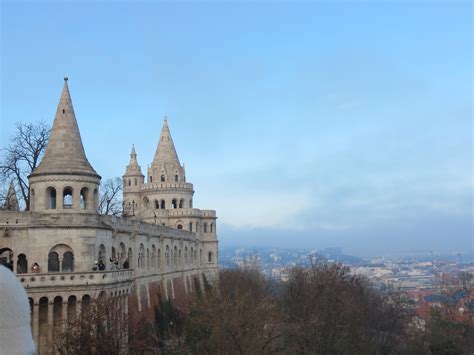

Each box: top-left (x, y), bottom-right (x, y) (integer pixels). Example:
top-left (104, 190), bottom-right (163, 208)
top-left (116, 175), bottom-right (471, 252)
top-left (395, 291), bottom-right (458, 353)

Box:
top-left (123, 145), bottom-right (144, 218)
top-left (3, 181), bottom-right (20, 211)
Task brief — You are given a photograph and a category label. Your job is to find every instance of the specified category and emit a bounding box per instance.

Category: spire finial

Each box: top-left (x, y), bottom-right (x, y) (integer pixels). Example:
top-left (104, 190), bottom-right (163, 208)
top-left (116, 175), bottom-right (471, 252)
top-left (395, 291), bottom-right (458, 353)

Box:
top-left (64, 76), bottom-right (68, 82)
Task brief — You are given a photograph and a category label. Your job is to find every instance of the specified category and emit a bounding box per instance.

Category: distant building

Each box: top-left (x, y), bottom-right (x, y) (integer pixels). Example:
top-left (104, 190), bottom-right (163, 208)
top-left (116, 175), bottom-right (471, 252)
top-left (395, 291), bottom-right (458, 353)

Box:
top-left (0, 78), bottom-right (218, 354)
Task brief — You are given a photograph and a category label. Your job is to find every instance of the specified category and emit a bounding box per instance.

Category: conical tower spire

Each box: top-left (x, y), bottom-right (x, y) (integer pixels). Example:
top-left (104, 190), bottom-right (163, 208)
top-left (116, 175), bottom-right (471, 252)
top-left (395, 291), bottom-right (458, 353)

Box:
top-left (4, 181), bottom-right (19, 211)
top-left (152, 118), bottom-right (182, 169)
top-left (125, 144), bottom-right (143, 176)
top-left (30, 78), bottom-right (99, 178)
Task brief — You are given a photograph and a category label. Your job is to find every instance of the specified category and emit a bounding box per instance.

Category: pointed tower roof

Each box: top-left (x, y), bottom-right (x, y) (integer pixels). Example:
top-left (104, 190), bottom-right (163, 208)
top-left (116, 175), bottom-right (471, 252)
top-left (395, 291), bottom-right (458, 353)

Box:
top-left (4, 181), bottom-right (19, 211)
top-left (124, 144), bottom-right (143, 176)
top-left (151, 118), bottom-right (182, 169)
top-left (30, 78), bottom-right (99, 178)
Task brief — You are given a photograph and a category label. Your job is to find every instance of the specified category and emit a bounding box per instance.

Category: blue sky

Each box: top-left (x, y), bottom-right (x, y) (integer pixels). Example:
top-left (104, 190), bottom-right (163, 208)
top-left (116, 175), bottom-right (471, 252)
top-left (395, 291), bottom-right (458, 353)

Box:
top-left (1, 1), bottom-right (472, 256)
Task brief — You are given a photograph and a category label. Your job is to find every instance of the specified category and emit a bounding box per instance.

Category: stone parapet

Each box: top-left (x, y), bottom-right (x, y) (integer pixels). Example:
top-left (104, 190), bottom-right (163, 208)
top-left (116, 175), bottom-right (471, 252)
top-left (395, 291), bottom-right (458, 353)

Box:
top-left (142, 208), bottom-right (216, 219)
top-left (18, 269), bottom-right (134, 289)
top-left (141, 182), bottom-right (194, 191)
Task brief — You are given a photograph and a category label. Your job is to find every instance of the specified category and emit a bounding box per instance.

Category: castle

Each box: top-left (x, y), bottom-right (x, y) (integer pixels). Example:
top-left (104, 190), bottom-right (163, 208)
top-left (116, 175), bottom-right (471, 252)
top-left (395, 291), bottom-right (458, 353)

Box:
top-left (0, 78), bottom-right (219, 353)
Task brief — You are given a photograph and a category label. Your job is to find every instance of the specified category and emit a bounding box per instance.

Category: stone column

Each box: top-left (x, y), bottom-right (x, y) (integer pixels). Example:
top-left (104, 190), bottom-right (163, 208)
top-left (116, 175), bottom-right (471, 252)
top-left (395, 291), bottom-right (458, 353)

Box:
top-left (47, 301), bottom-right (54, 347)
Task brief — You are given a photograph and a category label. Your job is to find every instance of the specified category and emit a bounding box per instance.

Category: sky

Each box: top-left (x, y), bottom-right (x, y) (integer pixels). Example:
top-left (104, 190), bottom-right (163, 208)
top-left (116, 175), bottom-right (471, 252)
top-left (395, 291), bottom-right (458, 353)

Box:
top-left (1, 1), bottom-right (472, 257)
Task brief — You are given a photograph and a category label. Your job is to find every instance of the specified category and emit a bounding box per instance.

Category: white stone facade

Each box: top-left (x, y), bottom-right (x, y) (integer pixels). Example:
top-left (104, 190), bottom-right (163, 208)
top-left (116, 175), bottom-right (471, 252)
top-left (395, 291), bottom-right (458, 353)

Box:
top-left (0, 79), bottom-right (218, 354)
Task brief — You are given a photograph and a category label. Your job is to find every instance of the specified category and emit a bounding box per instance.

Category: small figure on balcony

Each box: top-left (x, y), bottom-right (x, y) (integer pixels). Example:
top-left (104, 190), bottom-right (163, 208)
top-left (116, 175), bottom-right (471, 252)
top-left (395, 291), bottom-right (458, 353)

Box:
top-left (123, 259), bottom-right (129, 269)
top-left (31, 263), bottom-right (40, 273)
top-left (98, 260), bottom-right (106, 271)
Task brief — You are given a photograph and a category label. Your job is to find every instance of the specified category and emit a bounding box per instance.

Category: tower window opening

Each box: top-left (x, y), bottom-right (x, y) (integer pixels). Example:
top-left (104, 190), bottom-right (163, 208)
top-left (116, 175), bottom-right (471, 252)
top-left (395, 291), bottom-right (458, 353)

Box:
top-left (63, 187), bottom-right (73, 209)
top-left (62, 109), bottom-right (65, 114)
top-left (154, 200), bottom-right (159, 209)
top-left (189, 222), bottom-right (193, 232)
top-left (204, 223), bottom-right (208, 233)
top-left (208, 252), bottom-right (213, 263)
top-left (175, 174), bottom-right (178, 182)
top-left (134, 178), bottom-right (137, 186)
top-left (80, 187), bottom-right (88, 209)
top-left (47, 187), bottom-right (56, 209)
top-left (150, 176), bottom-right (153, 183)
top-left (128, 180), bottom-right (131, 186)
top-left (177, 224), bottom-right (183, 230)
top-left (172, 199), bottom-right (177, 209)
top-left (160, 200), bottom-right (165, 209)
top-left (179, 199), bottom-right (184, 208)
top-left (160, 175), bottom-right (165, 182)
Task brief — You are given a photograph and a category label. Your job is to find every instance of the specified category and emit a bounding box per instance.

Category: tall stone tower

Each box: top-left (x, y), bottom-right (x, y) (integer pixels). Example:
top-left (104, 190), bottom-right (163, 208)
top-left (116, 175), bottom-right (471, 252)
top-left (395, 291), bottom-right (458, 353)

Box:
top-left (122, 145), bottom-right (145, 218)
top-left (28, 78), bottom-right (101, 213)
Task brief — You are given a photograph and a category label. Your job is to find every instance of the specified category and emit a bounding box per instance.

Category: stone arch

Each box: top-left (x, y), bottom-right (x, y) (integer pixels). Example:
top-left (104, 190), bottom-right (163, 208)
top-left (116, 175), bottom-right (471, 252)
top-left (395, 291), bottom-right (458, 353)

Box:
top-left (67, 295), bottom-right (77, 321)
top-left (48, 251), bottom-right (60, 272)
top-left (147, 248), bottom-right (150, 270)
top-left (154, 200), bottom-right (159, 209)
top-left (165, 245), bottom-right (170, 268)
top-left (62, 251), bottom-right (74, 272)
top-left (151, 245), bottom-right (157, 268)
top-left (172, 199), bottom-right (178, 209)
top-left (119, 242), bottom-right (126, 264)
top-left (53, 296), bottom-right (63, 335)
top-left (82, 295), bottom-right (91, 314)
top-left (160, 200), bottom-right (166, 209)
top-left (179, 198), bottom-right (185, 208)
top-left (173, 246), bottom-right (178, 268)
top-left (98, 244), bottom-right (106, 263)
top-left (80, 187), bottom-right (88, 209)
top-left (17, 253), bottom-right (28, 274)
top-left (128, 247), bottom-right (133, 268)
top-left (49, 244), bottom-right (74, 272)
top-left (139, 244), bottom-right (145, 269)
top-left (0, 248), bottom-right (13, 269)
top-left (38, 297), bottom-right (49, 353)
top-left (46, 186), bottom-right (57, 209)
top-left (62, 186), bottom-right (73, 209)
top-left (176, 220), bottom-right (184, 230)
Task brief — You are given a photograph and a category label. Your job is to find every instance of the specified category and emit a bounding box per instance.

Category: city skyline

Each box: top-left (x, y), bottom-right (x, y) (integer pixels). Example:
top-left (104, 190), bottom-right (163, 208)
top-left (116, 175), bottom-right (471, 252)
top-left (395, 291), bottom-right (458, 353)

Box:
top-left (1, 1), bottom-right (472, 256)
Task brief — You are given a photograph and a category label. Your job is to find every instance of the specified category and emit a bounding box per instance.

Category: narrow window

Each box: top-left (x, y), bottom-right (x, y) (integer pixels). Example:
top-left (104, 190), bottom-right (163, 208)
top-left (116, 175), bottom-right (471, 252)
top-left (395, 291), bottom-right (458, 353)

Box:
top-left (63, 187), bottom-right (73, 209)
top-left (161, 175), bottom-right (165, 182)
top-left (189, 222), bottom-right (193, 232)
top-left (62, 251), bottom-right (74, 272)
top-left (128, 180), bottom-right (131, 186)
top-left (172, 199), bottom-right (177, 209)
top-left (134, 178), bottom-right (137, 186)
top-left (160, 200), bottom-right (165, 209)
top-left (175, 174), bottom-right (178, 182)
top-left (48, 252), bottom-right (60, 272)
top-left (208, 252), bottom-right (213, 263)
top-left (47, 187), bottom-right (57, 209)
top-left (150, 176), bottom-right (153, 183)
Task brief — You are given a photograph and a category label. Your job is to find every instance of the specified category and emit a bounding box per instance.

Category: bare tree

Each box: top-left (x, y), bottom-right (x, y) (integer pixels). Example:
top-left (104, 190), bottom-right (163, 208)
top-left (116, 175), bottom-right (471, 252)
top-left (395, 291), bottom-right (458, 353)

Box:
top-left (98, 177), bottom-right (123, 216)
top-left (53, 295), bottom-right (128, 355)
top-left (0, 122), bottom-right (50, 210)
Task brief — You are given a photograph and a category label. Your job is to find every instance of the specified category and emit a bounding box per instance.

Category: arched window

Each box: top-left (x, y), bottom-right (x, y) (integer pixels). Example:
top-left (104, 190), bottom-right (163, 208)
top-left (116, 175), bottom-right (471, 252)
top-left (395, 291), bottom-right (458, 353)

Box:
top-left (134, 178), bottom-right (137, 186)
top-left (204, 223), bottom-right (208, 233)
top-left (160, 175), bottom-right (165, 182)
top-left (158, 248), bottom-right (161, 269)
top-left (128, 180), bottom-right (131, 186)
top-left (200, 249), bottom-right (203, 265)
top-left (48, 251), bottom-right (59, 272)
top-left (175, 174), bottom-right (178, 182)
top-left (189, 222), bottom-right (193, 232)
top-left (179, 199), bottom-right (184, 208)
top-left (172, 199), bottom-right (177, 209)
top-left (154, 200), bottom-right (159, 209)
top-left (150, 176), bottom-right (153, 183)
top-left (173, 246), bottom-right (178, 268)
top-left (17, 254), bottom-right (28, 274)
top-left (147, 248), bottom-right (150, 270)
top-left (80, 187), bottom-right (88, 209)
top-left (128, 247), bottom-right (133, 268)
top-left (177, 224), bottom-right (183, 229)
top-left (160, 200), bottom-right (165, 209)
top-left (98, 244), bottom-right (106, 264)
top-left (208, 251), bottom-right (213, 263)
top-left (184, 247), bottom-right (188, 265)
top-left (166, 246), bottom-right (170, 267)
top-left (210, 223), bottom-right (214, 233)
top-left (190, 247), bottom-right (194, 265)
top-left (151, 245), bottom-right (156, 268)
top-left (139, 244), bottom-right (145, 270)
top-left (63, 187), bottom-right (73, 208)
top-left (46, 187), bottom-right (56, 209)
top-left (179, 249), bottom-right (182, 267)
top-left (62, 251), bottom-right (74, 272)
top-left (30, 189), bottom-right (35, 211)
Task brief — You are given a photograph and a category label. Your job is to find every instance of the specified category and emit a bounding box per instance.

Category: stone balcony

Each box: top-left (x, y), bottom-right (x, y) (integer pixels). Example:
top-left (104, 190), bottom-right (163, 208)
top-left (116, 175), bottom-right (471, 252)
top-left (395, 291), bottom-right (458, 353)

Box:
top-left (18, 269), bottom-right (134, 289)
top-left (142, 208), bottom-right (216, 219)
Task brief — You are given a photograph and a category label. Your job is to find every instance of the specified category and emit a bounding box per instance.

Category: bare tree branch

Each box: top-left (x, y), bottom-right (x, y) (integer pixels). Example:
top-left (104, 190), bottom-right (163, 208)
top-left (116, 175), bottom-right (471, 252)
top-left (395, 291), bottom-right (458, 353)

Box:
top-left (0, 121), bottom-right (50, 210)
top-left (98, 177), bottom-right (123, 216)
